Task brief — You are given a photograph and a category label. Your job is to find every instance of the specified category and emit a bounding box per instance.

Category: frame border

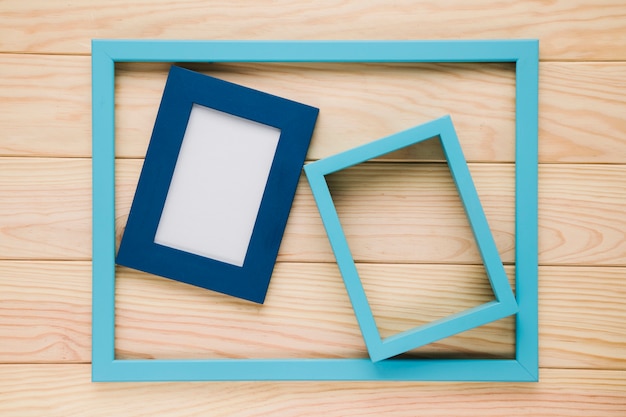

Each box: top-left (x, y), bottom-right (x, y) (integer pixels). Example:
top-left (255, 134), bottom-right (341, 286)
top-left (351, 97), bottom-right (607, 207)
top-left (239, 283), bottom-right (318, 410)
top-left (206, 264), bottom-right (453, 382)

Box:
top-left (92, 39), bottom-right (538, 382)
top-left (115, 66), bottom-right (318, 304)
top-left (304, 115), bottom-right (518, 362)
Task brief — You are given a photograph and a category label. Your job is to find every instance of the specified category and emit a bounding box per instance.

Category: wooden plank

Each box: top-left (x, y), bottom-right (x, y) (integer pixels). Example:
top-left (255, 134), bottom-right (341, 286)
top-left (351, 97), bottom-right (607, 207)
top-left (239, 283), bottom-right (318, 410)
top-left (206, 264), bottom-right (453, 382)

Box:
top-left (0, 54), bottom-right (91, 157)
top-left (112, 61), bottom-right (626, 164)
top-left (1, 0), bottom-right (626, 60)
top-left (114, 263), bottom-right (515, 360)
top-left (111, 264), bottom-right (626, 369)
top-left (1, 365), bottom-right (625, 416)
top-left (114, 159), bottom-right (513, 265)
top-left (113, 61), bottom-right (516, 163)
top-left (284, 162), bottom-right (626, 265)
top-left (0, 261), bottom-right (90, 363)
top-left (298, 162), bottom-right (516, 264)
top-left (540, 266), bottom-right (626, 370)
top-left (3, 157), bottom-right (625, 266)
top-left (2, 261), bottom-right (625, 370)
top-left (538, 164), bottom-right (626, 265)
top-left (0, 158), bottom-right (91, 260)
top-left (4, 54), bottom-right (626, 164)
top-left (540, 63), bottom-right (626, 163)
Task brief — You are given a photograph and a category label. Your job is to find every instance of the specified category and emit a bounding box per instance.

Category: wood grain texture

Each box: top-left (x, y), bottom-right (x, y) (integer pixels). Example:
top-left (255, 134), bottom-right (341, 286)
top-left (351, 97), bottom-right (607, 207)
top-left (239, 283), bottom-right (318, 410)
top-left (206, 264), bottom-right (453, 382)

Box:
top-left (114, 61), bottom-right (516, 163)
top-left (113, 159), bottom-right (517, 264)
top-left (114, 263), bottom-right (515, 360)
top-left (113, 61), bottom-right (626, 164)
top-left (4, 55), bottom-right (626, 164)
top-left (3, 157), bottom-right (625, 266)
top-left (62, 263), bottom-right (626, 369)
top-left (2, 261), bottom-right (625, 370)
top-left (102, 159), bottom-right (626, 266)
top-left (538, 164), bottom-right (626, 266)
top-left (0, 158), bottom-right (91, 260)
top-left (2, 1), bottom-right (626, 414)
top-left (0, 261), bottom-right (91, 363)
top-left (540, 63), bottom-right (626, 163)
top-left (539, 266), bottom-right (626, 370)
top-left (1, 0), bottom-right (626, 60)
top-left (1, 365), bottom-right (625, 417)
top-left (0, 54), bottom-right (91, 157)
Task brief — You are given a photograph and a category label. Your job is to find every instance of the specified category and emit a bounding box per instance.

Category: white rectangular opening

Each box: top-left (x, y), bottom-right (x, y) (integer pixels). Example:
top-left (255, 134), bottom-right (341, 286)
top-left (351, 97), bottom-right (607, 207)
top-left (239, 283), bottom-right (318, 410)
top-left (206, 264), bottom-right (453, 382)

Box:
top-left (154, 103), bottom-right (281, 267)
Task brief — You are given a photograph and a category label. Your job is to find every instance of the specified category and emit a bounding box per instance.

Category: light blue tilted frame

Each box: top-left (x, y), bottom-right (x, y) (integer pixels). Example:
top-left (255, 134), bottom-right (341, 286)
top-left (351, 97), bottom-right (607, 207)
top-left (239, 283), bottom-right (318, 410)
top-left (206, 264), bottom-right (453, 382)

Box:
top-left (92, 39), bottom-right (538, 382)
top-left (304, 115), bottom-right (518, 363)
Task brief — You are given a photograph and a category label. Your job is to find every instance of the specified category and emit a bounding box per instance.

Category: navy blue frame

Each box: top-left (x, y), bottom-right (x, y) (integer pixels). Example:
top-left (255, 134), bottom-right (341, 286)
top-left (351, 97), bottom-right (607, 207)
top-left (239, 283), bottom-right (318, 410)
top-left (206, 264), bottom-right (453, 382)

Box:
top-left (116, 66), bottom-right (319, 303)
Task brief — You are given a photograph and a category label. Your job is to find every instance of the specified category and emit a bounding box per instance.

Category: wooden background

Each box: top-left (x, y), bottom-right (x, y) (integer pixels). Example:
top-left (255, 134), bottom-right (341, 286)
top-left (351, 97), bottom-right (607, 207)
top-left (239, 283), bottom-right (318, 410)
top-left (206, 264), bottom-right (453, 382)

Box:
top-left (1, 1), bottom-right (625, 415)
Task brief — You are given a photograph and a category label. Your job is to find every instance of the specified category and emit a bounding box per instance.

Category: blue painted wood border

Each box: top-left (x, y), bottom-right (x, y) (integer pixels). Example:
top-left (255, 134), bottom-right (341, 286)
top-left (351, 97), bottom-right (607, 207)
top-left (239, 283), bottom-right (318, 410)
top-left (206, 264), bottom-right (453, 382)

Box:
top-left (304, 116), bottom-right (518, 362)
top-left (115, 66), bottom-right (318, 303)
top-left (92, 39), bottom-right (538, 382)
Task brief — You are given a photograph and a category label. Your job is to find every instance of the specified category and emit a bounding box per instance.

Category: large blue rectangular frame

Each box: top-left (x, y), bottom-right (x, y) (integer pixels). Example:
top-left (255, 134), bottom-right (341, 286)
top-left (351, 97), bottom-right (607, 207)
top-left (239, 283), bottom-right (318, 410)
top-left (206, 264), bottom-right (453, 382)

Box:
top-left (92, 39), bottom-right (538, 382)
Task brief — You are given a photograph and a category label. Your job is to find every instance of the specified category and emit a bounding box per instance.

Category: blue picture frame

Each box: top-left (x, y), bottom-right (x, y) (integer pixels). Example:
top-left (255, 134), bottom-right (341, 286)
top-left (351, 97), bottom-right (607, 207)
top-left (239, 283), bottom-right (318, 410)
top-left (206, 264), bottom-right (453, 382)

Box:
top-left (92, 39), bottom-right (538, 382)
top-left (304, 115), bottom-right (518, 362)
top-left (115, 65), bottom-right (318, 304)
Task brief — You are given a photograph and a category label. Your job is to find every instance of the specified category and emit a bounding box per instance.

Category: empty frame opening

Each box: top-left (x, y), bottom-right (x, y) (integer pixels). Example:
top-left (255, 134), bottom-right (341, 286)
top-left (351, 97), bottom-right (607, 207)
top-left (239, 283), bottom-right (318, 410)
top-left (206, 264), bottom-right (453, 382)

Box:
top-left (154, 103), bottom-right (281, 267)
